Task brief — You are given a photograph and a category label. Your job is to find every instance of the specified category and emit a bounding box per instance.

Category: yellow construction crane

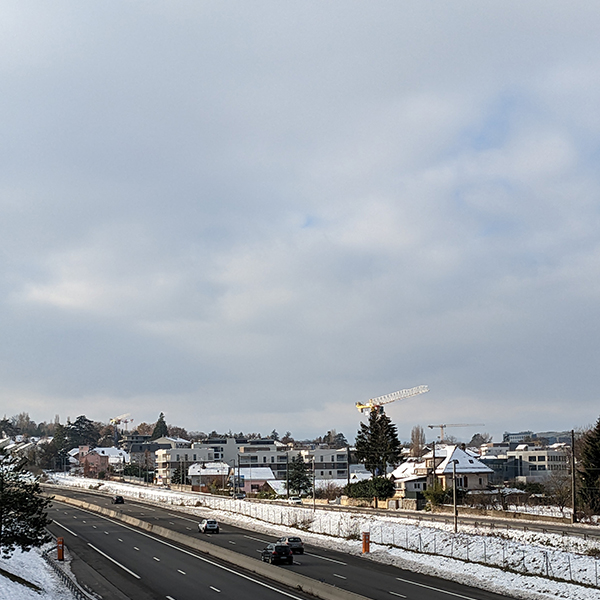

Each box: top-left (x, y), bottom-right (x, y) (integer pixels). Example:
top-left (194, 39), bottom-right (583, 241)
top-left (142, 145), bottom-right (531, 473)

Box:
top-left (356, 385), bottom-right (429, 415)
top-left (427, 423), bottom-right (485, 442)
top-left (109, 413), bottom-right (132, 445)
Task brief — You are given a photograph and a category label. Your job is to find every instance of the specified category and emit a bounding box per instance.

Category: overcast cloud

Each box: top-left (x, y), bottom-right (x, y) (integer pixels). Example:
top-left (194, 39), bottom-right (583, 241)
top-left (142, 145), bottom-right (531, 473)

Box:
top-left (1, 1), bottom-right (600, 442)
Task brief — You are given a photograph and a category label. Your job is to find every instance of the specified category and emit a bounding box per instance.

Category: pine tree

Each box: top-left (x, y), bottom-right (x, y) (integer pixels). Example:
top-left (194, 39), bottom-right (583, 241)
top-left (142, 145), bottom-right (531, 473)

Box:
top-left (355, 410), bottom-right (401, 476)
top-left (579, 417), bottom-right (600, 514)
top-left (151, 413), bottom-right (169, 440)
top-left (0, 451), bottom-right (52, 557)
top-left (286, 455), bottom-right (312, 496)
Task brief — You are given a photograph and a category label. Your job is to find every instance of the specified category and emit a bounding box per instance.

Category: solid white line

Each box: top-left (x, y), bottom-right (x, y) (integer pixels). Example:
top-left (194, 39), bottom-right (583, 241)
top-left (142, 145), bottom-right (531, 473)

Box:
top-left (305, 552), bottom-right (346, 566)
top-left (53, 521), bottom-right (78, 537)
top-left (57, 502), bottom-right (305, 600)
top-left (395, 577), bottom-right (480, 600)
top-left (87, 543), bottom-right (141, 579)
top-left (333, 573), bottom-right (346, 579)
top-left (210, 586), bottom-right (221, 592)
top-left (177, 570), bottom-right (186, 575)
top-left (389, 592), bottom-right (406, 598)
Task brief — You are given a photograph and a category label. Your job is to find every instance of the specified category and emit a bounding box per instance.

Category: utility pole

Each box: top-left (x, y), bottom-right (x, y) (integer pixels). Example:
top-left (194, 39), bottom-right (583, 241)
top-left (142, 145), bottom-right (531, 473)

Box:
top-left (571, 429), bottom-right (577, 524)
top-left (286, 452), bottom-right (289, 499)
top-left (452, 459), bottom-right (459, 533)
top-left (312, 455), bottom-right (316, 512)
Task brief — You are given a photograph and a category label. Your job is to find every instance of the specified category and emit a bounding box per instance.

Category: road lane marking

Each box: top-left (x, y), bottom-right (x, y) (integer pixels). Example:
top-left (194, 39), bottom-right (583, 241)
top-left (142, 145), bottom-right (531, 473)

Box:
top-left (53, 522), bottom-right (78, 537)
top-left (56, 502), bottom-right (305, 600)
top-left (244, 534), bottom-right (269, 543)
top-left (396, 577), bottom-right (480, 600)
top-left (389, 592), bottom-right (407, 598)
top-left (87, 543), bottom-right (140, 579)
top-left (168, 513), bottom-right (197, 523)
top-left (186, 527), bottom-right (192, 530)
top-left (228, 541), bottom-right (236, 544)
top-left (118, 539), bottom-right (123, 542)
top-left (333, 574), bottom-right (346, 579)
top-left (92, 526), bottom-right (97, 529)
top-left (177, 570), bottom-right (186, 575)
top-left (153, 557), bottom-right (161, 561)
top-left (166, 596), bottom-right (176, 600)
top-left (134, 547), bottom-right (140, 551)
top-left (305, 553), bottom-right (346, 565)
top-left (210, 586), bottom-right (221, 593)
top-left (104, 531), bottom-right (109, 535)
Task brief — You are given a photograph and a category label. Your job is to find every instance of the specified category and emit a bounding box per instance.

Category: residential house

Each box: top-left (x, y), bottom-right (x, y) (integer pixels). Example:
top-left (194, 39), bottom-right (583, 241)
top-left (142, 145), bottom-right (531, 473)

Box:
top-left (188, 462), bottom-right (230, 492)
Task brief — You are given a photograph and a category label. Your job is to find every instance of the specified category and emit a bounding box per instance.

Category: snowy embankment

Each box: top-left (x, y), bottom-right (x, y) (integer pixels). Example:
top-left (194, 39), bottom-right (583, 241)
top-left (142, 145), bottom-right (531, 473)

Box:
top-left (51, 475), bottom-right (600, 600)
top-left (0, 544), bottom-right (79, 600)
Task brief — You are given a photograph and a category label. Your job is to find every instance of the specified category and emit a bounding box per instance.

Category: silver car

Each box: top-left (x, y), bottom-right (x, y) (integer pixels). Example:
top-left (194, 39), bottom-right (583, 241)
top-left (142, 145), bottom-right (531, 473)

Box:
top-left (198, 519), bottom-right (219, 534)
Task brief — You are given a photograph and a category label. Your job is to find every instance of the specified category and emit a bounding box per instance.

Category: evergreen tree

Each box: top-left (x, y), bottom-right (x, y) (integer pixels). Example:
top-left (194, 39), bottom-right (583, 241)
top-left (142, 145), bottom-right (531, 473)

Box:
top-left (0, 451), bottom-right (52, 557)
top-left (355, 410), bottom-right (401, 476)
top-left (151, 413), bottom-right (169, 440)
top-left (70, 415), bottom-right (100, 447)
top-left (286, 455), bottom-right (312, 496)
top-left (579, 418), bottom-right (600, 514)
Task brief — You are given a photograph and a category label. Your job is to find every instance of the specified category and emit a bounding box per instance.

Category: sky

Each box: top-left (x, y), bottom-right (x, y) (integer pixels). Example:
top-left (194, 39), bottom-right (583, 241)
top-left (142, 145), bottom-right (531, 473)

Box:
top-left (1, 1), bottom-right (600, 443)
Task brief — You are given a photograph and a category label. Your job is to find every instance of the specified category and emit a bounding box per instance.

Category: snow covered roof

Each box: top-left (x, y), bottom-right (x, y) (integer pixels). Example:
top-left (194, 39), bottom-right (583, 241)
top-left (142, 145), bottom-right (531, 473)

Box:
top-left (237, 467), bottom-right (275, 480)
top-left (94, 447), bottom-right (129, 459)
top-left (188, 462), bottom-right (230, 476)
top-left (436, 446), bottom-right (493, 475)
top-left (390, 458), bottom-right (420, 480)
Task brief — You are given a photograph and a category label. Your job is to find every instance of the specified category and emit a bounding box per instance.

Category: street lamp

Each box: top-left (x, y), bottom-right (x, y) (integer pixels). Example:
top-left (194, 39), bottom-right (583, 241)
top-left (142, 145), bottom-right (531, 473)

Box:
top-left (451, 459), bottom-right (459, 533)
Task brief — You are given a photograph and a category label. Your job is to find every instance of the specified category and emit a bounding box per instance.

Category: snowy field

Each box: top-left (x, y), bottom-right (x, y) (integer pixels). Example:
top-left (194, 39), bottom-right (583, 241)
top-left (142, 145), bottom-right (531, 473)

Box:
top-left (49, 475), bottom-right (600, 600)
top-left (0, 544), bottom-right (79, 600)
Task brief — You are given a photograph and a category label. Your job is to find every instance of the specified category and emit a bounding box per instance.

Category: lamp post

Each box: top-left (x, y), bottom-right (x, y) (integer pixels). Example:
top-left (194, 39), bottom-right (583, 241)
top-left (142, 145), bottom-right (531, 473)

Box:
top-left (452, 459), bottom-right (459, 533)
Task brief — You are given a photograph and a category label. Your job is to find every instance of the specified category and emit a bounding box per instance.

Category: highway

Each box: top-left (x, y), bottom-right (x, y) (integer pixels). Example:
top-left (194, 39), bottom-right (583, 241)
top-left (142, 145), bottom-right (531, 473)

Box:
top-left (48, 486), bottom-right (518, 600)
top-left (48, 501), bottom-right (316, 600)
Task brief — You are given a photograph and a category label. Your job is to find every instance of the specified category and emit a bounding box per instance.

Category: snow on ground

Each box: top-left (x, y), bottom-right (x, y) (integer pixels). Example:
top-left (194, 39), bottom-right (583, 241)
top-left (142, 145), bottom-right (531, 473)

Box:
top-left (50, 475), bottom-right (600, 600)
top-left (0, 544), bottom-right (79, 600)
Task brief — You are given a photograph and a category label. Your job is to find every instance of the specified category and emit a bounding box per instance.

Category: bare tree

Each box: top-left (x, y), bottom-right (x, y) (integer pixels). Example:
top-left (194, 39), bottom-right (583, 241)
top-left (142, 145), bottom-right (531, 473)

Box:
top-left (545, 468), bottom-right (572, 516)
top-left (410, 425), bottom-right (426, 457)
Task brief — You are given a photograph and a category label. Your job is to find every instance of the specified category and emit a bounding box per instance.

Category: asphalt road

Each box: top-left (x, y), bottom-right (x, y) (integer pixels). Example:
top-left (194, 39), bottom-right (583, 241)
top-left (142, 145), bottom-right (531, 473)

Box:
top-left (48, 486), bottom-right (518, 600)
top-left (48, 501), bottom-right (316, 600)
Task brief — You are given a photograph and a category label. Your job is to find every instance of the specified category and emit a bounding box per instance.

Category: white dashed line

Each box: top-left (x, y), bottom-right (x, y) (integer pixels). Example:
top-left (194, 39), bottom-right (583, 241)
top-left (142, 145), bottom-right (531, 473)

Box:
top-left (134, 547), bottom-right (140, 551)
top-left (333, 573), bottom-right (346, 579)
top-left (209, 586), bottom-right (221, 593)
top-left (153, 556), bottom-right (161, 561)
top-left (177, 570), bottom-right (186, 575)
top-left (389, 592), bottom-right (407, 598)
top-left (244, 534), bottom-right (269, 543)
top-left (305, 553), bottom-right (346, 565)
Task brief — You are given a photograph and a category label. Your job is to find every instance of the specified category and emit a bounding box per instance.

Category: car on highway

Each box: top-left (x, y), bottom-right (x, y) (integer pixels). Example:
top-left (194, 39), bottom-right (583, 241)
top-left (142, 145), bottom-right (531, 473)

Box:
top-left (111, 495), bottom-right (124, 504)
top-left (261, 543), bottom-right (293, 565)
top-left (288, 496), bottom-right (302, 504)
top-left (277, 536), bottom-right (304, 554)
top-left (232, 492), bottom-right (246, 500)
top-left (198, 519), bottom-right (220, 534)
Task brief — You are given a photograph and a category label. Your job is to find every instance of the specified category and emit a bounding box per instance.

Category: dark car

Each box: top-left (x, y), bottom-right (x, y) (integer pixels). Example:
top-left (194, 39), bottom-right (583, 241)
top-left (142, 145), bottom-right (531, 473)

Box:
top-left (111, 495), bottom-right (124, 504)
top-left (261, 543), bottom-right (293, 565)
top-left (277, 536), bottom-right (304, 554)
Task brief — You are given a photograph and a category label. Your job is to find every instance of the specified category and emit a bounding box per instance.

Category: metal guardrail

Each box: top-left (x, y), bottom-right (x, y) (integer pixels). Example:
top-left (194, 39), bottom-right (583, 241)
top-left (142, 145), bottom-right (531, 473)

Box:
top-left (42, 541), bottom-right (96, 600)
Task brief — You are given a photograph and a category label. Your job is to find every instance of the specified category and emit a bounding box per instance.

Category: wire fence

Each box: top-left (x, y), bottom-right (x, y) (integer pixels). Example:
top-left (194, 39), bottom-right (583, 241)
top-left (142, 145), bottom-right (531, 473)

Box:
top-left (41, 544), bottom-right (95, 600)
top-left (193, 493), bottom-right (600, 589)
top-left (53, 476), bottom-right (600, 590)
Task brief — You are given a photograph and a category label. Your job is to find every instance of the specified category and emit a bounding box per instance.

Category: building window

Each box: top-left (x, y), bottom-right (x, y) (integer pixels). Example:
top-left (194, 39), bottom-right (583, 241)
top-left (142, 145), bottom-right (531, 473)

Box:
top-left (320, 471), bottom-right (324, 476)
top-left (271, 456), bottom-right (274, 463)
top-left (530, 465), bottom-right (537, 471)
top-left (328, 471), bottom-right (332, 475)
top-left (176, 455), bottom-right (179, 461)
top-left (193, 455), bottom-right (196, 461)
top-left (537, 456), bottom-right (545, 461)
top-left (479, 478), bottom-right (482, 485)
top-left (263, 456), bottom-right (267, 463)
top-left (529, 456), bottom-right (536, 461)
top-left (320, 456), bottom-right (324, 462)
top-left (538, 465), bottom-right (546, 470)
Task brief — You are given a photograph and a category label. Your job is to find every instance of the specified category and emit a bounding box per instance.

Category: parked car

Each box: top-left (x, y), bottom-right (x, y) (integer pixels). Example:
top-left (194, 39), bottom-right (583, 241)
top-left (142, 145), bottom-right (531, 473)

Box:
top-left (288, 496), bottom-right (302, 505)
top-left (111, 495), bottom-right (124, 504)
top-left (198, 519), bottom-right (219, 534)
top-left (261, 543), bottom-right (293, 565)
top-left (232, 492), bottom-right (246, 500)
top-left (277, 536), bottom-right (304, 554)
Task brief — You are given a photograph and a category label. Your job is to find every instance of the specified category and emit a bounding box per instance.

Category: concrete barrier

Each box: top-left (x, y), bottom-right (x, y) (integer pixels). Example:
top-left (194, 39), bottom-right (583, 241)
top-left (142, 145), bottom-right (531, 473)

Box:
top-left (49, 494), bottom-right (371, 600)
